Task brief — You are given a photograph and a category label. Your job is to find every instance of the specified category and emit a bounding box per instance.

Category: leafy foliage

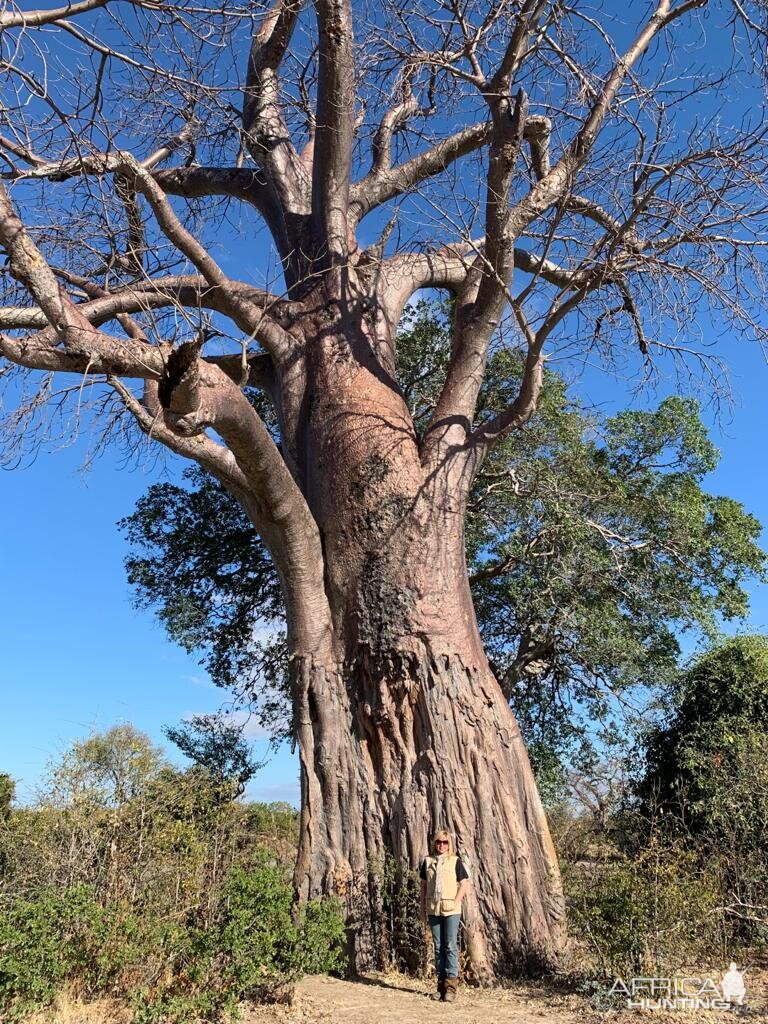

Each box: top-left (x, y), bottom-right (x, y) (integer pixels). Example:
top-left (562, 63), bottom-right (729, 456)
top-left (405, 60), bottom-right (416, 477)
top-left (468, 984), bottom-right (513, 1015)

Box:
top-left (119, 303), bottom-right (766, 770)
top-left (119, 472), bottom-right (290, 740)
top-left (0, 866), bottom-right (345, 1023)
top-left (638, 635), bottom-right (768, 943)
top-left (0, 885), bottom-right (140, 1021)
top-left (564, 833), bottom-right (725, 977)
top-left (45, 724), bottom-right (166, 808)
top-left (164, 714), bottom-right (262, 798)
top-left (0, 728), bottom-right (343, 1022)
top-left (640, 635), bottom-right (768, 821)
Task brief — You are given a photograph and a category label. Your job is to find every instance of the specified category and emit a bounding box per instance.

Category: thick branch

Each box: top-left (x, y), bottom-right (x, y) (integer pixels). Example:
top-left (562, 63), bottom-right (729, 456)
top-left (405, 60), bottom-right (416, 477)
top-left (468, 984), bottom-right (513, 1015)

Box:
top-left (0, 331), bottom-right (159, 375)
top-left (206, 351), bottom-right (277, 394)
top-left (379, 241), bottom-right (582, 331)
top-left (0, 275), bottom-right (294, 344)
top-left (0, 0), bottom-right (112, 29)
top-left (421, 0), bottom-right (707, 485)
top-left (421, 90), bottom-right (529, 463)
top-left (0, 182), bottom-right (165, 377)
top-left (312, 0), bottom-right (355, 264)
top-left (9, 158), bottom-right (281, 226)
top-left (243, 0), bottom-right (309, 214)
top-left (351, 121), bottom-right (489, 226)
top-left (111, 376), bottom-right (251, 496)
top-left (470, 329), bottom-right (546, 454)
top-left (370, 89), bottom-right (420, 177)
top-left (350, 115), bottom-right (552, 227)
top-left (151, 166), bottom-right (283, 232)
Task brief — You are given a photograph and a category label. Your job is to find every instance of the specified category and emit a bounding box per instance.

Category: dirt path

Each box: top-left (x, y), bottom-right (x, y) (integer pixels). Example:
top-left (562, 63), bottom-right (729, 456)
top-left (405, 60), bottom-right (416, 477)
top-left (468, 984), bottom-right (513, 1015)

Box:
top-left (27, 969), bottom-right (768, 1023)
top-left (242, 973), bottom-right (593, 1024)
top-left (242, 972), bottom-right (768, 1024)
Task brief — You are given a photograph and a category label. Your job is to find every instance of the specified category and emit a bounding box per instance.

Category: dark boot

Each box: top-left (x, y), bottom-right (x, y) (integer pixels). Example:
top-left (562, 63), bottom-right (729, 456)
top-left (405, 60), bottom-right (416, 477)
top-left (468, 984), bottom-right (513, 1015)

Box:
top-left (430, 978), bottom-right (445, 1001)
top-left (444, 977), bottom-right (458, 1003)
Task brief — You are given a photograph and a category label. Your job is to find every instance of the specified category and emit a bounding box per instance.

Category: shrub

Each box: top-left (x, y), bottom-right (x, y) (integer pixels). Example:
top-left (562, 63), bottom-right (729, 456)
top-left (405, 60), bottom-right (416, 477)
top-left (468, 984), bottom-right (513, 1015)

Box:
top-left (131, 856), bottom-right (346, 1022)
top-left (564, 832), bottom-right (726, 977)
top-left (0, 886), bottom-right (141, 1021)
top-left (0, 859), bottom-right (346, 1023)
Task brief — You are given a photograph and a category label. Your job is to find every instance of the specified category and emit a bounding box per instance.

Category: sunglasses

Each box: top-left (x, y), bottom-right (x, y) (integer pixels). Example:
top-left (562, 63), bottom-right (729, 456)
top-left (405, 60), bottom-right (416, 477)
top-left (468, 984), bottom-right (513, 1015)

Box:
top-left (435, 840), bottom-right (449, 846)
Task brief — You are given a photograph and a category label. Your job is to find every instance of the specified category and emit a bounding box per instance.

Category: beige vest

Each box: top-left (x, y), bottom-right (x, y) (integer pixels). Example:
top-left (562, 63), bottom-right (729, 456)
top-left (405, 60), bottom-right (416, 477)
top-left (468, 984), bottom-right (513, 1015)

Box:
top-left (424, 854), bottom-right (460, 916)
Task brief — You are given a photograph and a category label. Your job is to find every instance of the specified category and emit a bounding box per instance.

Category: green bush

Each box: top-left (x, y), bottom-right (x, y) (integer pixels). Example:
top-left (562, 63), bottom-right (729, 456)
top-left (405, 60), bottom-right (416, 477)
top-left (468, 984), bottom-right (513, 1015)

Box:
top-left (0, 859), bottom-right (346, 1023)
top-left (132, 856), bottom-right (346, 1022)
top-left (0, 885), bottom-right (140, 1021)
top-left (564, 834), bottom-right (726, 976)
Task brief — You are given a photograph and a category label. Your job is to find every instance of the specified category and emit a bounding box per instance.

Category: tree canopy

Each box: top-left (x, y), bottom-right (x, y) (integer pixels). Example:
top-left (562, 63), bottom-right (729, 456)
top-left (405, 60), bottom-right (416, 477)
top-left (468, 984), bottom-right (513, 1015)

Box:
top-left (164, 714), bottom-right (263, 798)
top-left (639, 633), bottom-right (768, 822)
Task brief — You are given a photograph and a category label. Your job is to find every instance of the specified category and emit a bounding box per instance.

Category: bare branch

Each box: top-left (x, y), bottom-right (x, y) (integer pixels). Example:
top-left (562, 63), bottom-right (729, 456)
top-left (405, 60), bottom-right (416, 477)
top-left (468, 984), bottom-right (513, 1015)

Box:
top-left (508, 0), bottom-right (709, 239)
top-left (0, 0), bottom-right (113, 29)
top-left (243, 0), bottom-right (309, 213)
top-left (312, 0), bottom-right (355, 264)
top-left (370, 83), bottom-right (420, 178)
top-left (350, 115), bottom-right (552, 227)
top-left (7, 151), bottom-right (298, 359)
top-left (350, 121), bottom-right (490, 227)
top-left (0, 181), bottom-right (164, 377)
top-left (0, 275), bottom-right (293, 336)
top-left (379, 240), bottom-right (586, 329)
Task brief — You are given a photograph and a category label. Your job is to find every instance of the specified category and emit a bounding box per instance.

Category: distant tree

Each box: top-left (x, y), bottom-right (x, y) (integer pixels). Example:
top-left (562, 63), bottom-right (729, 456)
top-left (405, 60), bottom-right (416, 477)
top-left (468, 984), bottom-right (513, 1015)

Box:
top-left (0, 774), bottom-right (14, 821)
top-left (45, 724), bottom-right (165, 809)
top-left (639, 635), bottom-right (768, 935)
top-left (164, 714), bottom-right (262, 798)
top-left (640, 634), bottom-right (768, 825)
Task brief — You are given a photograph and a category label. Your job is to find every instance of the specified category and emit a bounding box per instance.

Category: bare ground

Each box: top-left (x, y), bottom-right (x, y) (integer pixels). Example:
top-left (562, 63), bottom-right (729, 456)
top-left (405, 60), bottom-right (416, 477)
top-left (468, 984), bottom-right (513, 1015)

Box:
top-left (242, 971), bottom-right (768, 1024)
top-left (242, 973), bottom-right (590, 1024)
top-left (25, 969), bottom-right (768, 1024)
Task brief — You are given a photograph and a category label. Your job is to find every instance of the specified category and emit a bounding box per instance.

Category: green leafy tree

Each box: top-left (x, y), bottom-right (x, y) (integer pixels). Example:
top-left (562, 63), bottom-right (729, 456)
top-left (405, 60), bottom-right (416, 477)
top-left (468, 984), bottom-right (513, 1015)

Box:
top-left (164, 714), bottom-right (262, 798)
top-left (45, 724), bottom-right (165, 809)
top-left (640, 634), bottom-right (768, 825)
top-left (123, 304), bottom-right (766, 773)
top-left (121, 474), bottom-right (290, 742)
top-left (639, 635), bottom-right (768, 940)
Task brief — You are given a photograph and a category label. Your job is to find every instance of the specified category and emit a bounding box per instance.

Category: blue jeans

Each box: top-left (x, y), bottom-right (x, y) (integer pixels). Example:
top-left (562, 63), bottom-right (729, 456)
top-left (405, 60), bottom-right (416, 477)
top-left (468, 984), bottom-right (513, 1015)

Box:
top-left (428, 913), bottom-right (460, 979)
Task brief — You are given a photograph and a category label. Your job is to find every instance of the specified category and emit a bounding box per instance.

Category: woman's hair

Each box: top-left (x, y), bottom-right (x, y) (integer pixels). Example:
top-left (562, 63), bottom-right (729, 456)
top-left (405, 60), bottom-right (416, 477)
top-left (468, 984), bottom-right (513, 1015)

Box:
top-left (431, 828), bottom-right (453, 856)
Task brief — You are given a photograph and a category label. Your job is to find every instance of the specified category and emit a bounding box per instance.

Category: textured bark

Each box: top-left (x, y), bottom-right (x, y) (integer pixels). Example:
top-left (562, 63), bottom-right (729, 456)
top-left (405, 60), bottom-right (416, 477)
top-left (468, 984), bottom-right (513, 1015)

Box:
top-left (291, 594), bottom-right (566, 977)
top-left (284, 349), bottom-right (566, 976)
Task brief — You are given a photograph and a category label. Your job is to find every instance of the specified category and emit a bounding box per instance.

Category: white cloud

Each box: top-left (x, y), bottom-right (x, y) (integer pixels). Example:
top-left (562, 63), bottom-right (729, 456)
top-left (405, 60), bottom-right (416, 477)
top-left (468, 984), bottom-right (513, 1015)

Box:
top-left (183, 674), bottom-right (215, 689)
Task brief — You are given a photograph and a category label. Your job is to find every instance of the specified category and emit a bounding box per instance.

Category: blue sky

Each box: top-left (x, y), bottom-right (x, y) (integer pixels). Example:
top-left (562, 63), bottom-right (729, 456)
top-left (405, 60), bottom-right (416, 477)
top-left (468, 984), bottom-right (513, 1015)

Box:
top-left (0, 431), bottom-right (300, 806)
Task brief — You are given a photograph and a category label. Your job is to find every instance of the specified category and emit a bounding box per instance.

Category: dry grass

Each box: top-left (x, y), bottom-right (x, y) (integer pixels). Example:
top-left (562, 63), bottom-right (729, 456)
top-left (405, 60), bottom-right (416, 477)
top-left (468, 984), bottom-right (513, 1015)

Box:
top-left (24, 988), bottom-right (131, 1024)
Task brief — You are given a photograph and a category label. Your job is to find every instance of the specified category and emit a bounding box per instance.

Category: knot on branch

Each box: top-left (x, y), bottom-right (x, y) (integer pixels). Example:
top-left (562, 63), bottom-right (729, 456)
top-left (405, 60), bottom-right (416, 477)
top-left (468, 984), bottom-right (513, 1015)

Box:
top-left (159, 338), bottom-right (203, 416)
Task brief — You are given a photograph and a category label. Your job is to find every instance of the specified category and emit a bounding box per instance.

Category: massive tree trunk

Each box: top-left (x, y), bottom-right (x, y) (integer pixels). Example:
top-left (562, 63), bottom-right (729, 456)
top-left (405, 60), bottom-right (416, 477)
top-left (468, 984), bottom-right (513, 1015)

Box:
top-left (285, 327), bottom-right (566, 976)
top-left (293, 642), bottom-right (566, 977)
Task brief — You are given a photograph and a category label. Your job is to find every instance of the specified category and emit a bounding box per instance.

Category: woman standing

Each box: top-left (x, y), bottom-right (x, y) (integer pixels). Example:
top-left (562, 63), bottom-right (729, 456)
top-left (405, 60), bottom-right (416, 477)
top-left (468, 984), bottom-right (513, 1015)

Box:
top-left (420, 829), bottom-right (470, 1003)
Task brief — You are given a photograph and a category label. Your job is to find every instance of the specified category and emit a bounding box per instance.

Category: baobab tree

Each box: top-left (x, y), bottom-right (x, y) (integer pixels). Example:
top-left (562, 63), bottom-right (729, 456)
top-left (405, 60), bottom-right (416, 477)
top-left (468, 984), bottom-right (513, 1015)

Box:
top-left (1, 0), bottom-right (767, 977)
